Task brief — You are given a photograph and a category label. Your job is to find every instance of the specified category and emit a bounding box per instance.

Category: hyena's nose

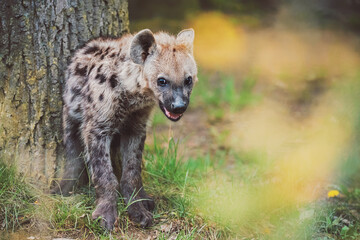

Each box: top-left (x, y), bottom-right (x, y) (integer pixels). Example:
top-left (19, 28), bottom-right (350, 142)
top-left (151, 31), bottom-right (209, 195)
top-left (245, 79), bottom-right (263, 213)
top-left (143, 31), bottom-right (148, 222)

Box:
top-left (171, 100), bottom-right (187, 114)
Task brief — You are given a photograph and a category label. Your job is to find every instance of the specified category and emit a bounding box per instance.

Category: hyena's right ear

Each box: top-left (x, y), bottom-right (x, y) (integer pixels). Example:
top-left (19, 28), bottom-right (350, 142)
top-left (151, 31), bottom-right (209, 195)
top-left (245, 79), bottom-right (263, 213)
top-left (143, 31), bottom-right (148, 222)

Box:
top-left (130, 29), bottom-right (157, 65)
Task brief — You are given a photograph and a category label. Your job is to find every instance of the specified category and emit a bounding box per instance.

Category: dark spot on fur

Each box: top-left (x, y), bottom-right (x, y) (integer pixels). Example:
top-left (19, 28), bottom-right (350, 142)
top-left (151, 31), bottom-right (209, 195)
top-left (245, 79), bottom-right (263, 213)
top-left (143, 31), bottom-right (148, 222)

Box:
top-left (96, 74), bottom-right (106, 84)
top-left (84, 46), bottom-right (99, 54)
top-left (71, 87), bottom-right (81, 95)
top-left (110, 53), bottom-right (116, 58)
top-left (70, 87), bottom-right (81, 101)
top-left (96, 135), bottom-right (101, 140)
top-left (136, 82), bottom-right (141, 88)
top-left (99, 93), bottom-right (104, 101)
top-left (89, 64), bottom-right (95, 74)
top-left (92, 104), bottom-right (96, 108)
top-left (74, 105), bottom-right (81, 113)
top-left (109, 74), bottom-right (118, 88)
top-left (95, 50), bottom-right (102, 56)
top-left (86, 85), bottom-right (90, 92)
top-left (105, 153), bottom-right (109, 157)
top-left (120, 55), bottom-right (125, 62)
top-left (173, 48), bottom-right (176, 52)
top-left (104, 47), bottom-right (111, 54)
top-left (97, 65), bottom-right (103, 73)
top-left (88, 94), bottom-right (93, 103)
top-left (100, 55), bottom-right (105, 60)
top-left (70, 95), bottom-right (76, 102)
top-left (75, 63), bottom-right (87, 76)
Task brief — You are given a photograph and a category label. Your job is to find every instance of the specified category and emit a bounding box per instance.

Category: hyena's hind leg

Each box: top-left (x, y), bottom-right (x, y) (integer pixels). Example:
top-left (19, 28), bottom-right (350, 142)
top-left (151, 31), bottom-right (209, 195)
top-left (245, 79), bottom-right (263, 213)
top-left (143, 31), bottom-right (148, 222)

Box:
top-left (51, 105), bottom-right (89, 196)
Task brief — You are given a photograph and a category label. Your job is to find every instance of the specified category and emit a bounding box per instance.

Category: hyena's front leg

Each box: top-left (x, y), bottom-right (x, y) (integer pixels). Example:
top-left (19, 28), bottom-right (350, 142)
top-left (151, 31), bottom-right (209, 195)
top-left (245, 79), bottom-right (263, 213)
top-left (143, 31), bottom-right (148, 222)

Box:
top-left (120, 132), bottom-right (154, 228)
top-left (86, 130), bottom-right (119, 230)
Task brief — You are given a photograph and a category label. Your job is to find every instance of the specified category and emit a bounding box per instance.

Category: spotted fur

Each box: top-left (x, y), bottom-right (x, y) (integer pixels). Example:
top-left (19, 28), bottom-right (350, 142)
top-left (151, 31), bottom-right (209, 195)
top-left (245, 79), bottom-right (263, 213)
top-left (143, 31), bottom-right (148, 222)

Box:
top-left (51, 29), bottom-right (197, 230)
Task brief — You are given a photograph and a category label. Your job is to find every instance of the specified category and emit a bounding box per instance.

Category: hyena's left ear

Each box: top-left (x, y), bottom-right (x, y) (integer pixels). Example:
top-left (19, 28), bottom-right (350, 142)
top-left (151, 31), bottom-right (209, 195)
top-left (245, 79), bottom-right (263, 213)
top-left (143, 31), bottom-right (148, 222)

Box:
top-left (177, 28), bottom-right (195, 54)
top-left (130, 29), bottom-right (157, 65)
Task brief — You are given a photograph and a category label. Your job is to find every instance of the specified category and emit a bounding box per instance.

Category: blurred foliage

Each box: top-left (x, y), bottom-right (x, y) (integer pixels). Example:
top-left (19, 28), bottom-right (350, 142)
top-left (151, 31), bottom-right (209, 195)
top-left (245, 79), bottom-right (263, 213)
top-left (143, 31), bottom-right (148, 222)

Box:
top-left (129, 0), bottom-right (200, 20)
top-left (129, 0), bottom-right (279, 32)
top-left (130, 0), bottom-right (360, 33)
top-left (191, 72), bottom-right (259, 122)
top-left (129, 0), bottom-right (279, 19)
top-left (338, 78), bottom-right (360, 188)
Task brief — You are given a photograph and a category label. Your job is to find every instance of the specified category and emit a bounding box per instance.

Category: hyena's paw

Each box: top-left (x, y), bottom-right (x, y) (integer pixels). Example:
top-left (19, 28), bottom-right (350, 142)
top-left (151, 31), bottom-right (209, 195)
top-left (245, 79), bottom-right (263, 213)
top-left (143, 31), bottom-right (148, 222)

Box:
top-left (139, 191), bottom-right (155, 212)
top-left (92, 201), bottom-right (118, 230)
top-left (127, 203), bottom-right (153, 228)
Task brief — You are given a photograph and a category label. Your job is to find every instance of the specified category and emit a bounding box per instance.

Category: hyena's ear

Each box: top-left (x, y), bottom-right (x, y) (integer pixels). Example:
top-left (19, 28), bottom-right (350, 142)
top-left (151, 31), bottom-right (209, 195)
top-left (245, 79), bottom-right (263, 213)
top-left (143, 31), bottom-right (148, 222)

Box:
top-left (130, 29), bottom-right (157, 65)
top-left (177, 28), bottom-right (195, 54)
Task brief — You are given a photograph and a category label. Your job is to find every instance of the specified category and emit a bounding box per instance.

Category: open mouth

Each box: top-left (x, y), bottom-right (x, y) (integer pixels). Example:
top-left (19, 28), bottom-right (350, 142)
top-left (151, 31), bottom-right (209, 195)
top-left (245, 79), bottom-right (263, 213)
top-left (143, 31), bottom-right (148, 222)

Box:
top-left (159, 102), bottom-right (183, 122)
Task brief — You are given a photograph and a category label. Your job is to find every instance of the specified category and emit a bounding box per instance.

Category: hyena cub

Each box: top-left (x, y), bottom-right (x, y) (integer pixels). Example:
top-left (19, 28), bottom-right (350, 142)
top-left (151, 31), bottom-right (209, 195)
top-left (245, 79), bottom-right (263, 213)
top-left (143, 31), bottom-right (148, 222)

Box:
top-left (52, 29), bottom-right (197, 230)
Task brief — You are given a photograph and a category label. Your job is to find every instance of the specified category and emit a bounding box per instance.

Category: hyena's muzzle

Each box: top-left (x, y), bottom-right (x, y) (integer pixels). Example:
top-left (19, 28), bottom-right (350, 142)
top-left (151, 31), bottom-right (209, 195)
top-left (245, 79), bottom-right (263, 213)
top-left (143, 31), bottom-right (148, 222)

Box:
top-left (159, 86), bottom-right (190, 122)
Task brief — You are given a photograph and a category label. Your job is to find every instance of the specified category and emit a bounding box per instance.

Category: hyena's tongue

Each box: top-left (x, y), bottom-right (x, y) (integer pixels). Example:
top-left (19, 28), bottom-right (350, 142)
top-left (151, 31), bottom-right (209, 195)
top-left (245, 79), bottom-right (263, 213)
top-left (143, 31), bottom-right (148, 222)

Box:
top-left (164, 107), bottom-right (182, 120)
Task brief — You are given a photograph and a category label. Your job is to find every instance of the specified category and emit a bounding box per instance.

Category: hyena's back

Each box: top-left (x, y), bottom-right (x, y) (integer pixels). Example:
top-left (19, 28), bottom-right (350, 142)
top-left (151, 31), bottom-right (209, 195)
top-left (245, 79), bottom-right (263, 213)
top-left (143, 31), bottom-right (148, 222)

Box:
top-left (63, 35), bottom-right (141, 122)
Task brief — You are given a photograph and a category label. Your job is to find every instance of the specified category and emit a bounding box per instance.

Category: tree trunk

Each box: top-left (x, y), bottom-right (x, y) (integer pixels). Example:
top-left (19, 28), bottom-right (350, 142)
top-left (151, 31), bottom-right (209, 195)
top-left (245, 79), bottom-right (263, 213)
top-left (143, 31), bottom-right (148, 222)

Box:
top-left (0, 0), bottom-right (129, 186)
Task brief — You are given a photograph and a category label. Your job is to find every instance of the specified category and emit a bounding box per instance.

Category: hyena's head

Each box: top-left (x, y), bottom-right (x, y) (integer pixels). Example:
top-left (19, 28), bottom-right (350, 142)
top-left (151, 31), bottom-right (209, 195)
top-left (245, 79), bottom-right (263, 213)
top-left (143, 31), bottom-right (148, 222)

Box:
top-left (130, 29), bottom-right (197, 121)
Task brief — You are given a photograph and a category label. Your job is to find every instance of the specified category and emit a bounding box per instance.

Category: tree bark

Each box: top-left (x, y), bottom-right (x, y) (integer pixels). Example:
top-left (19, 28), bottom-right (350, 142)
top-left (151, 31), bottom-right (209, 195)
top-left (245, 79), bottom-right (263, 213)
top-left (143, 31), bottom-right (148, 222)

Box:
top-left (0, 0), bottom-right (129, 186)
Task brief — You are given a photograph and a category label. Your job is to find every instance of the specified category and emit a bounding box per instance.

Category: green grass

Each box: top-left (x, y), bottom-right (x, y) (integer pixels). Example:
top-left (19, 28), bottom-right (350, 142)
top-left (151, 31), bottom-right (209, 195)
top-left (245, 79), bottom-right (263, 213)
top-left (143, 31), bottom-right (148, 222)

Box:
top-left (191, 72), bottom-right (260, 121)
top-left (49, 193), bottom-right (103, 236)
top-left (0, 138), bottom-right (222, 239)
top-left (0, 162), bottom-right (35, 231)
top-left (308, 188), bottom-right (360, 240)
top-left (144, 137), bottom-right (210, 218)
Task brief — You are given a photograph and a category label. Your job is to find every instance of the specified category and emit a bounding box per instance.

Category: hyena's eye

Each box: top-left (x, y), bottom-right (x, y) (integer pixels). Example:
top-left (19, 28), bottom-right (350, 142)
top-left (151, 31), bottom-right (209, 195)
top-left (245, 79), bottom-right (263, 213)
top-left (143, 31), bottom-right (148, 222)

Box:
top-left (184, 76), bottom-right (192, 86)
top-left (157, 78), bottom-right (168, 87)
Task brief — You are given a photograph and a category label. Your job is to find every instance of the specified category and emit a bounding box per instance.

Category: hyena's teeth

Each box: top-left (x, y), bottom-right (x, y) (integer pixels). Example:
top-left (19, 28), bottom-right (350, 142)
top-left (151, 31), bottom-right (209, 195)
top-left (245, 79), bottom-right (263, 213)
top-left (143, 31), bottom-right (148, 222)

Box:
top-left (164, 107), bottom-right (182, 119)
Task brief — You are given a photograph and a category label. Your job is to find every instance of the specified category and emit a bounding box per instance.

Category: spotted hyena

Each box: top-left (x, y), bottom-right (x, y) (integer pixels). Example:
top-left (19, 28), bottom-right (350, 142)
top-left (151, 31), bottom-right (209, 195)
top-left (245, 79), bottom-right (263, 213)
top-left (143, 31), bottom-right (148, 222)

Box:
top-left (51, 29), bottom-right (197, 230)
